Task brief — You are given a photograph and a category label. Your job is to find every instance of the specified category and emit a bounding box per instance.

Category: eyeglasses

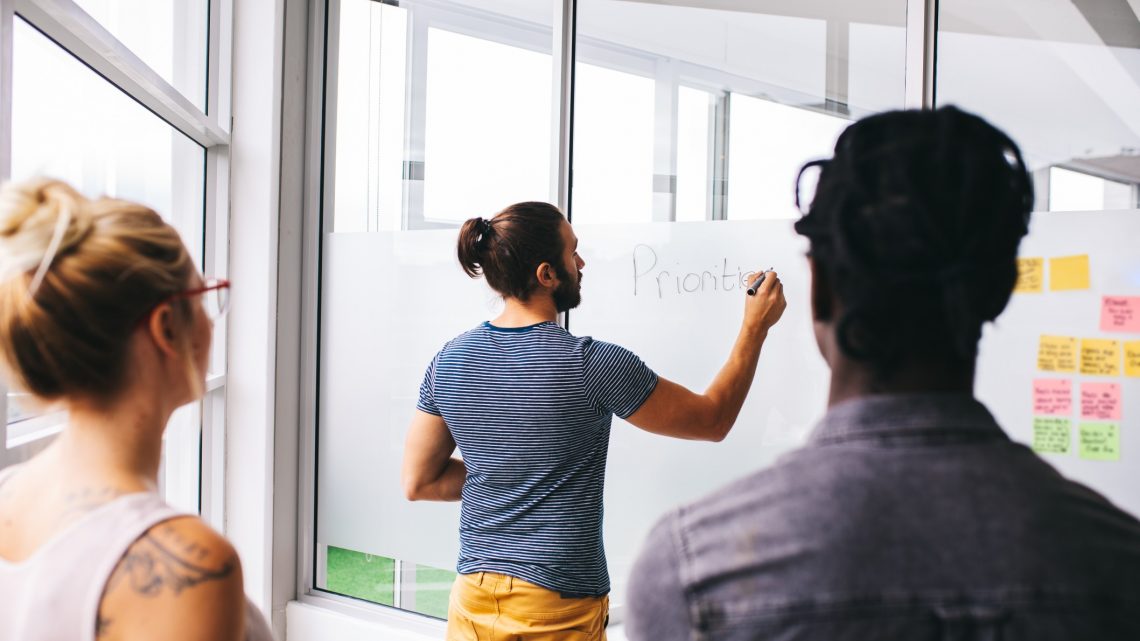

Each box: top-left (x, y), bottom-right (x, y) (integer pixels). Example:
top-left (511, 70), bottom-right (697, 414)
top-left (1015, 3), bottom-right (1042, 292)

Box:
top-left (175, 277), bottom-right (231, 321)
top-left (794, 159), bottom-right (830, 216)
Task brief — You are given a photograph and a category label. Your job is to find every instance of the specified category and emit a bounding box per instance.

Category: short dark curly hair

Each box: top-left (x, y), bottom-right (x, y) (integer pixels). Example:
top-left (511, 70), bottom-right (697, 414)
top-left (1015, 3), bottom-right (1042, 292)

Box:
top-left (794, 106), bottom-right (1034, 378)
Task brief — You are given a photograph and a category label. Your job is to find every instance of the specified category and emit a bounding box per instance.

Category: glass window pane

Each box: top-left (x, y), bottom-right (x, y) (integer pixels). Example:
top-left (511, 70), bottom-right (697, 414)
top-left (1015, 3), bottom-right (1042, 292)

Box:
top-left (1049, 166), bottom-right (1136, 212)
top-left (937, 0), bottom-right (1140, 212)
top-left (727, 95), bottom-right (849, 220)
top-left (72, 0), bottom-right (208, 108)
top-left (7, 20), bottom-right (205, 513)
top-left (571, 62), bottom-right (655, 223)
top-left (333, 0), bottom-right (407, 233)
top-left (676, 86), bottom-right (711, 222)
top-left (574, 0), bottom-right (907, 607)
top-left (319, 0), bottom-right (554, 618)
top-left (575, 2), bottom-right (907, 227)
top-left (11, 18), bottom-right (205, 264)
top-left (423, 28), bottom-right (551, 223)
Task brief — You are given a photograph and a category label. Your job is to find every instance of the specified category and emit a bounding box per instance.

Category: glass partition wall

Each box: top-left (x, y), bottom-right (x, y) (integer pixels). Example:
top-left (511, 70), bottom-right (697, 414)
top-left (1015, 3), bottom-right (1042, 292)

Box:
top-left (312, 0), bottom-right (1139, 627)
top-left (314, 0), bottom-right (910, 620)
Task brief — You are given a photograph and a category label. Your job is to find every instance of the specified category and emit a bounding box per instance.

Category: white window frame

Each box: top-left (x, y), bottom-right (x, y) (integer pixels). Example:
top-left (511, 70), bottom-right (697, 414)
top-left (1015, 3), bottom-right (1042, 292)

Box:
top-left (0, 0), bottom-right (233, 529)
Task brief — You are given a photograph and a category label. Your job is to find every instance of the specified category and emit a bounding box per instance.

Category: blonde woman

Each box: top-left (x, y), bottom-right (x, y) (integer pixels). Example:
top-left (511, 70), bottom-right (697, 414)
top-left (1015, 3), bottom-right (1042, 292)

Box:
top-left (0, 179), bottom-right (272, 641)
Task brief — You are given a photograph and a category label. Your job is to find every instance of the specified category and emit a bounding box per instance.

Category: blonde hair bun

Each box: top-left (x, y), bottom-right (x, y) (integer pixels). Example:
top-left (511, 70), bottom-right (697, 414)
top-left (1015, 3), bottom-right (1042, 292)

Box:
top-left (0, 178), bottom-right (96, 284)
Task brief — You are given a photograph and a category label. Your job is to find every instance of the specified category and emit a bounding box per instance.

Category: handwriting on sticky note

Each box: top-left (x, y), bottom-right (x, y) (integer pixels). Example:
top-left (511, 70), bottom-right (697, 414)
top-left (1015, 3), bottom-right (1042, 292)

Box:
top-left (1033, 379), bottom-right (1072, 416)
top-left (1079, 422), bottom-right (1120, 461)
top-left (1014, 258), bottom-right (1044, 293)
top-left (1080, 382), bottom-right (1121, 420)
top-left (1050, 255), bottom-right (1090, 291)
top-left (1127, 341), bottom-right (1140, 378)
top-left (1100, 296), bottom-right (1140, 332)
top-left (1033, 417), bottom-right (1070, 454)
top-left (1038, 336), bottom-right (1078, 372)
top-left (1080, 338), bottom-right (1121, 376)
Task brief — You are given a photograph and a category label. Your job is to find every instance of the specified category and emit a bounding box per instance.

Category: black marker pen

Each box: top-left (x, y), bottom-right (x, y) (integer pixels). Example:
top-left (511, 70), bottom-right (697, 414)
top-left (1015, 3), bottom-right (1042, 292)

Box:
top-left (746, 268), bottom-right (774, 296)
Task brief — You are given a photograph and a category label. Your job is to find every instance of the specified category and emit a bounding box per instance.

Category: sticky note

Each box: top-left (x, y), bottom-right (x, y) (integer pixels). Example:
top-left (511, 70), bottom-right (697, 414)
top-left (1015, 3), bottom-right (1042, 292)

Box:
top-left (1032, 379), bottom-right (1072, 416)
top-left (1100, 296), bottom-right (1140, 332)
top-left (1080, 382), bottom-right (1121, 420)
top-left (1038, 335), bottom-right (1078, 372)
top-left (1080, 338), bottom-right (1121, 376)
top-left (1013, 258), bottom-right (1044, 293)
top-left (1127, 341), bottom-right (1140, 378)
top-left (1079, 422), bottom-right (1120, 461)
top-left (1049, 255), bottom-right (1090, 291)
top-left (1033, 417), bottom-right (1070, 454)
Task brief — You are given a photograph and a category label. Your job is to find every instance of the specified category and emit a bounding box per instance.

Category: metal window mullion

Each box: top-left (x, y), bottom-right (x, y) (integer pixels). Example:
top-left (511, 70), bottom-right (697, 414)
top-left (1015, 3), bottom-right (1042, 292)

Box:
top-left (552, 0), bottom-right (574, 215)
top-left (651, 58), bottom-right (677, 222)
top-left (14, 0), bottom-right (228, 147)
top-left (402, 7), bottom-right (428, 230)
top-left (0, 0), bottom-right (12, 181)
top-left (710, 91), bottom-right (730, 221)
top-left (904, 0), bottom-right (937, 109)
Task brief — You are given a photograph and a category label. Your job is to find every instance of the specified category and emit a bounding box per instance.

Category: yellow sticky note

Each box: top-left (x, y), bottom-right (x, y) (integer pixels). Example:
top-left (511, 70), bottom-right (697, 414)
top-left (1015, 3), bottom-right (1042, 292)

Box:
top-left (1050, 255), bottom-right (1090, 291)
top-left (1080, 338), bottom-right (1121, 377)
top-left (1014, 258), bottom-right (1044, 293)
top-left (1038, 335), bottom-right (1077, 373)
top-left (1126, 341), bottom-right (1140, 378)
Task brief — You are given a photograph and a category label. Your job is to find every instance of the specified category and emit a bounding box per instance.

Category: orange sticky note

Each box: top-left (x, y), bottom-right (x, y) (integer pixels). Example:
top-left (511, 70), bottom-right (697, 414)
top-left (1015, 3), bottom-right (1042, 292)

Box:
top-left (1038, 335), bottom-right (1078, 373)
top-left (1033, 379), bottom-right (1072, 416)
top-left (1127, 341), bottom-right (1140, 378)
top-left (1080, 382), bottom-right (1121, 421)
top-left (1080, 338), bottom-right (1121, 376)
top-left (1014, 258), bottom-right (1044, 293)
top-left (1049, 255), bottom-right (1090, 291)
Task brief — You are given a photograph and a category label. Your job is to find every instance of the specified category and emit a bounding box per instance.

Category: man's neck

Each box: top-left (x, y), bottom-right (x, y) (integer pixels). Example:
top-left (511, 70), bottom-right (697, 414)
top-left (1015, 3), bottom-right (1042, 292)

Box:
top-left (827, 358), bottom-right (976, 408)
top-left (492, 294), bottom-right (559, 328)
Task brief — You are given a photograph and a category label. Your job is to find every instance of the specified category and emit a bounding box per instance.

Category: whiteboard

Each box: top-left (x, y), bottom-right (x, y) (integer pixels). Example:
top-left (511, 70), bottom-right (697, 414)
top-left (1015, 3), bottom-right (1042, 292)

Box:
top-left (571, 211), bottom-right (1140, 604)
top-left (317, 210), bottom-right (1140, 607)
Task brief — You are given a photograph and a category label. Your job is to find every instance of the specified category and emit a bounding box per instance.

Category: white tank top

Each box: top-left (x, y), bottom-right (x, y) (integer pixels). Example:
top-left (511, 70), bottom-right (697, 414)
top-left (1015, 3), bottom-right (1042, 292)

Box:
top-left (0, 465), bottom-right (274, 641)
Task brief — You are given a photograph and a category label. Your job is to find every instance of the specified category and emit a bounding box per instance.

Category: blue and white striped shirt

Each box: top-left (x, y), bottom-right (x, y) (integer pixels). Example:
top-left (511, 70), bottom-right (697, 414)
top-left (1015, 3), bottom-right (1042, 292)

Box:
top-left (417, 320), bottom-right (658, 596)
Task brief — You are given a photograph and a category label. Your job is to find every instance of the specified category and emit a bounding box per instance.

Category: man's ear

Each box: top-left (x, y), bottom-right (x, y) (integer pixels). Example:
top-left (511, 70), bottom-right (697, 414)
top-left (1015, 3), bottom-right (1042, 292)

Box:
top-left (146, 304), bottom-right (180, 358)
top-left (535, 262), bottom-right (557, 288)
top-left (809, 256), bottom-right (834, 323)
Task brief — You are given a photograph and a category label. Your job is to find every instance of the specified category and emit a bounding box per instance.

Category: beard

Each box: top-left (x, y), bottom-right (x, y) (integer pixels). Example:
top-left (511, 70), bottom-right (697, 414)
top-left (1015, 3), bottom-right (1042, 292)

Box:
top-left (552, 263), bottom-right (582, 312)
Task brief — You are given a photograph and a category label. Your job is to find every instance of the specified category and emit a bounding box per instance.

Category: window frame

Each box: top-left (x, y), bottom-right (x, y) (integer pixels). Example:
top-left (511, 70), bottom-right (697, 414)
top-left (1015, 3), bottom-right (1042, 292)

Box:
top-left (0, 0), bottom-right (232, 528)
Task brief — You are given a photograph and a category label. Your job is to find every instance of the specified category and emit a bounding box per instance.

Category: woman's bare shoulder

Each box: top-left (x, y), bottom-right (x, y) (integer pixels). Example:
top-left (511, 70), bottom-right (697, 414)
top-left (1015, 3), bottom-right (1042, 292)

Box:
top-left (96, 516), bottom-right (246, 641)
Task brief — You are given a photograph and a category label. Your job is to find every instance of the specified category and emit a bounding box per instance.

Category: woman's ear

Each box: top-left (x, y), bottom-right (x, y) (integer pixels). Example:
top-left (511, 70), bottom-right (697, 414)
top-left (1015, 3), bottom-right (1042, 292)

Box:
top-left (809, 256), bottom-right (834, 323)
top-left (146, 304), bottom-right (180, 358)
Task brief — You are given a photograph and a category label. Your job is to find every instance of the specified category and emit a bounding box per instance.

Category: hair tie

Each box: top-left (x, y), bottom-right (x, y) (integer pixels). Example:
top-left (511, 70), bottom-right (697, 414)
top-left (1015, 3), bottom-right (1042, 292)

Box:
top-left (27, 202), bottom-right (72, 297)
top-left (477, 217), bottom-right (493, 236)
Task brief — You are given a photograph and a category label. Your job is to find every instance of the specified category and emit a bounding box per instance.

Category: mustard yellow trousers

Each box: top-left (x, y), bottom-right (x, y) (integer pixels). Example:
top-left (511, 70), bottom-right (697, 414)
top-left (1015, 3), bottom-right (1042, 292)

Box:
top-left (446, 572), bottom-right (609, 641)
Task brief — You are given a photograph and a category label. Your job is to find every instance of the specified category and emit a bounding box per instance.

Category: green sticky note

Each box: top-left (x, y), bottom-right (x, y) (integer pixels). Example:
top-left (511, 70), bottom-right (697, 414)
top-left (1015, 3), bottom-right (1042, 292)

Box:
top-left (1033, 417), bottom-right (1071, 454)
top-left (1079, 422), bottom-right (1120, 461)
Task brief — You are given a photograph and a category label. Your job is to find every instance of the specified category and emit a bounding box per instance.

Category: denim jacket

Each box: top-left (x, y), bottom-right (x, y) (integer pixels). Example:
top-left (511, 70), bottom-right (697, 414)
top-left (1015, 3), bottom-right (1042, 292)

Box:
top-left (625, 394), bottom-right (1140, 641)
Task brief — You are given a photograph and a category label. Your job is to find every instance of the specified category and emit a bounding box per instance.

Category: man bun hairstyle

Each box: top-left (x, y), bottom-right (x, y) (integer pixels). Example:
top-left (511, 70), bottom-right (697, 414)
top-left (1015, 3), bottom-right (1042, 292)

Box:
top-left (0, 178), bottom-right (197, 401)
top-left (794, 106), bottom-right (1033, 377)
top-left (457, 202), bottom-right (566, 301)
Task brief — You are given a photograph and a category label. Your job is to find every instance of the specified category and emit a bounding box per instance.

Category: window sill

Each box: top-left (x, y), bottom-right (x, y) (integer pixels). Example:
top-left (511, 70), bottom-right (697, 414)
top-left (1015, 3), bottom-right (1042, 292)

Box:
top-left (285, 598), bottom-right (631, 641)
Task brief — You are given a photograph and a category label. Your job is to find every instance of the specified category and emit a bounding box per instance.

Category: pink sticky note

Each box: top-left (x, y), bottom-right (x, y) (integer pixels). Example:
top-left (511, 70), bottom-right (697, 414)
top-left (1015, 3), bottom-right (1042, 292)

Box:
top-left (1100, 296), bottom-right (1140, 333)
top-left (1033, 379), bottom-right (1072, 416)
top-left (1080, 382), bottom-right (1122, 421)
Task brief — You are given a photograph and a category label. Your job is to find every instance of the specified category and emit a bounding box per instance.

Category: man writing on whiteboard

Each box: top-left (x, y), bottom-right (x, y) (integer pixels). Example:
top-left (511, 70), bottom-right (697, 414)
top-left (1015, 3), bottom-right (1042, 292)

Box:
top-left (625, 107), bottom-right (1140, 640)
top-left (401, 201), bottom-right (786, 641)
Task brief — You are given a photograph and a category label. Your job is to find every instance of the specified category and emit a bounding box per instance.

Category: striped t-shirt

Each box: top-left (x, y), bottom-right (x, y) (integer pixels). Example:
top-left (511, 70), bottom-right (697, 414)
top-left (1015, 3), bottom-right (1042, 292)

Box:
top-left (417, 320), bottom-right (659, 596)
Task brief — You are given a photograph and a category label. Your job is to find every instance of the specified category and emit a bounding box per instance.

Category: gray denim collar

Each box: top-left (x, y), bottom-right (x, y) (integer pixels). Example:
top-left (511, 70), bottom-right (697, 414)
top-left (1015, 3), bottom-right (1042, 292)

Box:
top-left (808, 393), bottom-right (1007, 445)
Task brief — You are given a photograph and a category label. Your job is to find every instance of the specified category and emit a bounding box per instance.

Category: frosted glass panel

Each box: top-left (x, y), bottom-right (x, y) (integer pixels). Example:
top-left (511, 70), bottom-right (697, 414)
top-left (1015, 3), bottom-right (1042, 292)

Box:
top-left (318, 232), bottom-right (499, 569)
